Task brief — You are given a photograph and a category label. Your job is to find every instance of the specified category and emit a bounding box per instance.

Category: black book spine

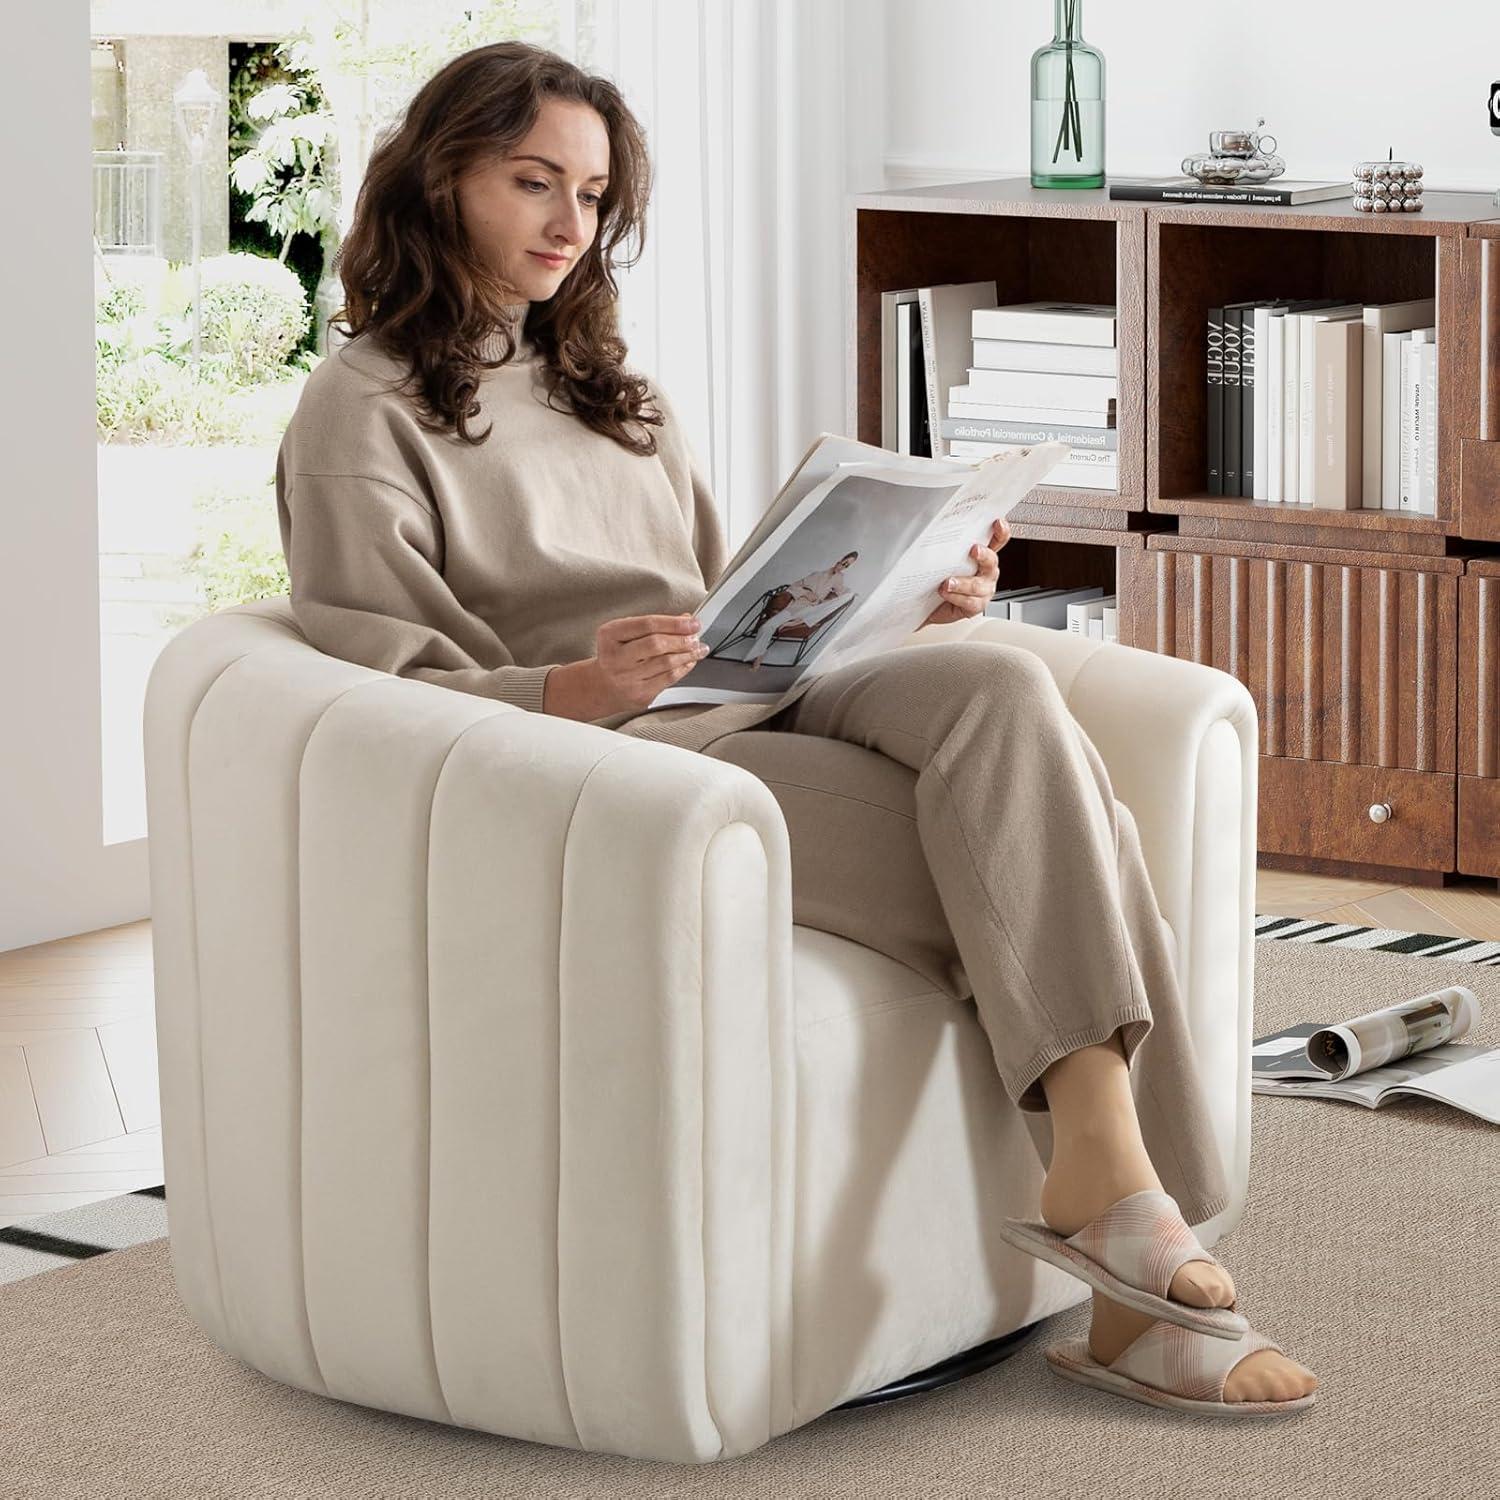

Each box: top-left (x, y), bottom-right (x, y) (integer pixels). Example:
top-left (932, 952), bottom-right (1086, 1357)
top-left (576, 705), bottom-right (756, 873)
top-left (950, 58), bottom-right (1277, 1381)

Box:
top-left (1241, 308), bottom-right (1257, 498)
top-left (1207, 308), bottom-right (1224, 496)
top-left (909, 307), bottom-right (931, 458)
top-left (1222, 309), bottom-right (1243, 495)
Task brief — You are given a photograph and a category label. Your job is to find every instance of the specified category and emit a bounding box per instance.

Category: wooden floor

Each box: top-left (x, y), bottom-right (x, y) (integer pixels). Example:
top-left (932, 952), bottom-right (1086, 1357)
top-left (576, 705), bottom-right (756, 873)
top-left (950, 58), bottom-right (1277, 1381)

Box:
top-left (3, 870), bottom-right (1499, 1229)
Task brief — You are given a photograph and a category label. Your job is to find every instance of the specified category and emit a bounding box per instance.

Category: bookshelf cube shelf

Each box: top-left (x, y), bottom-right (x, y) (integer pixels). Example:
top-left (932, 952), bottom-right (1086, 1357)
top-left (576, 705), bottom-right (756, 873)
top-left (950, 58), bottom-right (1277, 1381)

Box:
top-left (847, 181), bottom-right (1146, 518)
top-left (1146, 196), bottom-right (1497, 546)
top-left (849, 179), bottom-right (1500, 884)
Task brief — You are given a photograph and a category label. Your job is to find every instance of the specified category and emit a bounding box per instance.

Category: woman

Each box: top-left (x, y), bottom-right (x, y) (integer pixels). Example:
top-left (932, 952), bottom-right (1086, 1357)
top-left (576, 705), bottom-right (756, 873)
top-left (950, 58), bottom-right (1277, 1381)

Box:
top-left (275, 40), bottom-right (1317, 1414)
top-left (745, 550), bottom-right (858, 670)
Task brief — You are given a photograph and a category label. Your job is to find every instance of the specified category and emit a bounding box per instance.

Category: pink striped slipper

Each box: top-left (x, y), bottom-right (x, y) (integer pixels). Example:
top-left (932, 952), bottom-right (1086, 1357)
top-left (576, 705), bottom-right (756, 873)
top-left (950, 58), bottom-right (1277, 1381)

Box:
top-left (999, 1188), bottom-right (1251, 1340)
top-left (1044, 1318), bottom-right (1317, 1416)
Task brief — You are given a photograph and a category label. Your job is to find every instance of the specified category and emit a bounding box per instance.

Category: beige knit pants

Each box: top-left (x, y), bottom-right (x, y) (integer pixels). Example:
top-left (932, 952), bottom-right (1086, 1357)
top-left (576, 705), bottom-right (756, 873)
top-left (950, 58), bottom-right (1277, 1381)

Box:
top-left (701, 637), bottom-right (1233, 1227)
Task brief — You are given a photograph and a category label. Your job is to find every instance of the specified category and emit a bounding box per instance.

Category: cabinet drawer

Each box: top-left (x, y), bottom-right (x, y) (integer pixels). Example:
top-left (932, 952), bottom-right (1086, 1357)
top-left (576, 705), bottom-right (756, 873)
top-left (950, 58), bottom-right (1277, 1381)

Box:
top-left (1458, 777), bottom-right (1500, 877)
top-left (1259, 757), bottom-right (1455, 871)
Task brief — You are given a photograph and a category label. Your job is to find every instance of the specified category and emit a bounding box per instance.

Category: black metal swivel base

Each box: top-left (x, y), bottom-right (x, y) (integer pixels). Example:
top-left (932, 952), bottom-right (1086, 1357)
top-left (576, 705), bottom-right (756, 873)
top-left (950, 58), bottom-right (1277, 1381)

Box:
top-left (833, 1321), bottom-right (1045, 1409)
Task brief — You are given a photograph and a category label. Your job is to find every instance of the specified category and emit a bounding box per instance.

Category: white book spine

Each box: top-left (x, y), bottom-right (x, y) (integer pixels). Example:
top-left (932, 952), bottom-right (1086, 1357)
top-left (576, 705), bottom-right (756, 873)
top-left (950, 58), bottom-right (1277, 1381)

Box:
top-left (1253, 307), bottom-right (1273, 500)
top-left (1102, 606), bottom-right (1118, 642)
top-left (971, 306), bottom-right (1117, 346)
top-left (897, 302), bottom-right (912, 455)
top-left (1267, 313), bottom-right (1285, 503)
top-left (948, 400), bottom-right (1115, 425)
top-left (1283, 315), bottom-right (1302, 501)
top-left (970, 339), bottom-right (1118, 376)
top-left (1420, 341), bottom-right (1438, 517)
top-left (965, 367), bottom-right (1118, 407)
top-left (1298, 315), bottom-right (1318, 495)
top-left (1381, 331), bottom-right (1413, 510)
top-left (1399, 340), bottom-right (1418, 512)
top-left (1087, 617), bottom-right (1104, 639)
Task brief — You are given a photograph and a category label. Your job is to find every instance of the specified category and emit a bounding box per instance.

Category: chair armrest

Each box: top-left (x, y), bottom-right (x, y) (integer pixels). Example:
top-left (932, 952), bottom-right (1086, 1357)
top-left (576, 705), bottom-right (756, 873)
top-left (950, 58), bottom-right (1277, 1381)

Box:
top-left (144, 600), bottom-right (797, 1463)
top-left (905, 617), bottom-right (1259, 1229)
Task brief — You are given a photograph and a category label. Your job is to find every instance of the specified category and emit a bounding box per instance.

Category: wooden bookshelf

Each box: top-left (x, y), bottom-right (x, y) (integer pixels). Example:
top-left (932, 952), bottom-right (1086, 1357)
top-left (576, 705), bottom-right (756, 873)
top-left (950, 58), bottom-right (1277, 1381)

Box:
top-left (848, 179), bottom-right (1500, 883)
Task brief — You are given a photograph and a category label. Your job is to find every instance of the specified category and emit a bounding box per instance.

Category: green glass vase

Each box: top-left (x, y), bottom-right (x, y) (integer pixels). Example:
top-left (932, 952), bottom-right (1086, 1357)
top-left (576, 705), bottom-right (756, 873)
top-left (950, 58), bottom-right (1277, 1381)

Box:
top-left (1030, 0), bottom-right (1105, 189)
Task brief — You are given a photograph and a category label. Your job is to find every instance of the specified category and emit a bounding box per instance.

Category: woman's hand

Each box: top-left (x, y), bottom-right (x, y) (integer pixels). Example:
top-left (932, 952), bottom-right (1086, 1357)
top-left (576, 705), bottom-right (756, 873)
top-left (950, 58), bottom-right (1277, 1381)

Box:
top-left (592, 611), bottom-right (709, 714)
top-left (921, 517), bottom-right (1011, 628)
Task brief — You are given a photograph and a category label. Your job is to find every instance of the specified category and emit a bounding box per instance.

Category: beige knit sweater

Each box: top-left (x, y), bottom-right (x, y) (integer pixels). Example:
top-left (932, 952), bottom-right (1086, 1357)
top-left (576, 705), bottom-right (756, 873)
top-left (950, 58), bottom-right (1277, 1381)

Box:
top-left (275, 303), bottom-right (791, 755)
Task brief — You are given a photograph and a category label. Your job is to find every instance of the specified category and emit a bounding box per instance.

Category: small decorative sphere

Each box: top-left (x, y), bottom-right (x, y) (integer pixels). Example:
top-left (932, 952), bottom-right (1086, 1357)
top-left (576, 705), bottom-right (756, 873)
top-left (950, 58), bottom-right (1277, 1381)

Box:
top-left (1401, 180), bottom-right (1423, 199)
top-left (1353, 195), bottom-right (1375, 212)
top-left (1405, 163), bottom-right (1423, 178)
top-left (1372, 197), bottom-right (1390, 212)
top-left (1403, 195), bottom-right (1424, 212)
top-left (1354, 164), bottom-right (1375, 180)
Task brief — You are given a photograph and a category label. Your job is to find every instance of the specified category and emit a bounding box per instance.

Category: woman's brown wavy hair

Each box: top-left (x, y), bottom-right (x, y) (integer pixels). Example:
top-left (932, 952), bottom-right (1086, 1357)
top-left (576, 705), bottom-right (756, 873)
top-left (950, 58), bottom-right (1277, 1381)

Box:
top-left (331, 40), bottom-right (664, 454)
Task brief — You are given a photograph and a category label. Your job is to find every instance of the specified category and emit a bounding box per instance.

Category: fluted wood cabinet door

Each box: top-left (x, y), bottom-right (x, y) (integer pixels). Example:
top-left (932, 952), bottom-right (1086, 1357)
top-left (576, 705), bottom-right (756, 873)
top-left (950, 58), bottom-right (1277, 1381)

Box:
top-left (1458, 559), bottom-right (1500, 876)
top-left (1121, 538), bottom-right (1461, 872)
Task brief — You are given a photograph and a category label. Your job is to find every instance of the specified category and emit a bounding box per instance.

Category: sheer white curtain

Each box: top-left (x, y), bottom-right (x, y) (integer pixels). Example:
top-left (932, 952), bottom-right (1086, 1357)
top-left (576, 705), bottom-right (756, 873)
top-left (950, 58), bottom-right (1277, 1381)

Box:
top-left (566, 0), bottom-right (886, 553)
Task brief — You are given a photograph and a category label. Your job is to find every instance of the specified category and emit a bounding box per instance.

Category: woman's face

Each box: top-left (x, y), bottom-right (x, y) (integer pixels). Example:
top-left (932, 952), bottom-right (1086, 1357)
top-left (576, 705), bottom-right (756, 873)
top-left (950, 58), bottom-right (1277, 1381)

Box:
top-left (456, 98), bottom-right (611, 305)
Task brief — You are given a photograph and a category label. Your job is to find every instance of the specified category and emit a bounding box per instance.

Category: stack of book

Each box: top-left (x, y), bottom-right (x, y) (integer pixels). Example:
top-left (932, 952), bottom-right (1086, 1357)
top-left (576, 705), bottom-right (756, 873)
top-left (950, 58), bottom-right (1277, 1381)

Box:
top-left (944, 302), bottom-right (1119, 490)
top-left (985, 584), bottom-right (1118, 639)
top-left (1206, 296), bottom-right (1437, 513)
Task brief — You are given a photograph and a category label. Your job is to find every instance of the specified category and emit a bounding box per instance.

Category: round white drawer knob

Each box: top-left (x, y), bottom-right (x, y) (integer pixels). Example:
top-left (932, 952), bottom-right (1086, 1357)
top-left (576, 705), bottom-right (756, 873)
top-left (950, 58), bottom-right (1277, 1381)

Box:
top-left (1368, 802), bottom-right (1393, 824)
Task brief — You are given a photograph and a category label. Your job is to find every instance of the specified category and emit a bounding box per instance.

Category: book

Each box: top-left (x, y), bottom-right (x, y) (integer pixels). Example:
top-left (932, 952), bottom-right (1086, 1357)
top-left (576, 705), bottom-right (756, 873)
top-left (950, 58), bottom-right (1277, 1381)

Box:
top-left (1419, 339), bottom-right (1439, 517)
top-left (971, 338), bottom-right (1117, 377)
top-left (947, 440), bottom-right (1117, 489)
top-left (1400, 338), bottom-right (1419, 512)
top-left (1011, 586), bottom-right (1105, 627)
top-left (963, 367), bottom-right (1119, 409)
top-left (1108, 176), bottom-right (1354, 206)
top-left (1382, 330), bottom-right (1417, 509)
top-left (896, 300), bottom-right (933, 457)
top-left (1296, 305), bottom-right (1364, 500)
top-left (1222, 308), bottom-right (1243, 495)
top-left (1253, 300), bottom-right (1339, 500)
top-left (1361, 299), bottom-right (1435, 510)
top-left (650, 434), bottom-right (1072, 711)
top-left (971, 301), bottom-right (1117, 347)
top-left (919, 281), bottom-right (998, 458)
top-left (1251, 986), bottom-right (1500, 1124)
top-left (1266, 309), bottom-right (1286, 502)
top-left (1401, 328), bottom-right (1436, 513)
top-left (1207, 306), bottom-right (1225, 495)
top-left (939, 417), bottom-right (1118, 449)
top-left (1310, 318), bottom-right (1363, 508)
top-left (1102, 604), bottom-right (1118, 641)
top-left (949, 439), bottom-right (1115, 466)
top-left (1066, 595), bottom-right (1114, 634)
top-left (880, 288), bottom-right (922, 450)
top-left (949, 398), bottom-right (1116, 425)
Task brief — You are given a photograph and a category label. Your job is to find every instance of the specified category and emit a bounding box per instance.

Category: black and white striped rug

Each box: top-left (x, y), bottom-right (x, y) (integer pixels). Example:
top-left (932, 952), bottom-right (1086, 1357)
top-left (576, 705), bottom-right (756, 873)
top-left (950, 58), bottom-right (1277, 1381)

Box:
top-left (1254, 914), bottom-right (1500, 965)
top-left (1, 1185), bottom-right (166, 1288)
top-left (2, 913), bottom-right (1495, 1289)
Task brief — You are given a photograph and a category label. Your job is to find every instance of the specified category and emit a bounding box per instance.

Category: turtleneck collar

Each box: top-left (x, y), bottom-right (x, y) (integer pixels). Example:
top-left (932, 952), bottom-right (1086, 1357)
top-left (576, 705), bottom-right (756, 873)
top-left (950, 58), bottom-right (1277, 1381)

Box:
top-left (476, 301), bottom-right (537, 364)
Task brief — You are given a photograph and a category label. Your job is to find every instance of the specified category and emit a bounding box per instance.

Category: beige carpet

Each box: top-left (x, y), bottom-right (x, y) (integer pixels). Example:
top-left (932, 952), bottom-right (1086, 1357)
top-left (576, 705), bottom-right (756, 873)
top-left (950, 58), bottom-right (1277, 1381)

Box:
top-left (4, 940), bottom-right (1498, 1499)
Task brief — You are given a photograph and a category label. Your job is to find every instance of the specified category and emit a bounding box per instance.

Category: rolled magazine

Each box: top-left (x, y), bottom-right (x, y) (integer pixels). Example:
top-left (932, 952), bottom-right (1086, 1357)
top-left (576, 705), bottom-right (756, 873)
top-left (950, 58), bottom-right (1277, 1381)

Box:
top-left (1251, 987), bottom-right (1499, 1123)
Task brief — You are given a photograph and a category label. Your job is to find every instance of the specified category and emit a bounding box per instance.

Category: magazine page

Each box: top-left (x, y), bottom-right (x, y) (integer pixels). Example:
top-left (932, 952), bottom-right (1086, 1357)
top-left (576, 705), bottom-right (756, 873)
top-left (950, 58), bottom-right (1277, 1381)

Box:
top-left (713, 432), bottom-right (975, 588)
top-left (1251, 1043), bottom-right (1500, 1123)
top-left (1251, 986), bottom-right (1479, 1081)
top-left (647, 441), bottom-right (1070, 710)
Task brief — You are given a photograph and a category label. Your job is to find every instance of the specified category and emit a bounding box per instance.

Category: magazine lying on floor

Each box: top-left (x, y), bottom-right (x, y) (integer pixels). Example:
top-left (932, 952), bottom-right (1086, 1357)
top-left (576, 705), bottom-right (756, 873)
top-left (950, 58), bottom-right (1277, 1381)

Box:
top-left (1251, 985), bottom-right (1500, 1123)
top-left (646, 434), bottom-right (1070, 711)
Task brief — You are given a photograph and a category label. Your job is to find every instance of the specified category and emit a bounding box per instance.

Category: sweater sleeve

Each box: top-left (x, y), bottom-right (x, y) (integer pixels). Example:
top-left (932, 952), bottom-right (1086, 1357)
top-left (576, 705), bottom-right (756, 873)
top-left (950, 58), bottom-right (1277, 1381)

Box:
top-left (277, 465), bottom-right (559, 713)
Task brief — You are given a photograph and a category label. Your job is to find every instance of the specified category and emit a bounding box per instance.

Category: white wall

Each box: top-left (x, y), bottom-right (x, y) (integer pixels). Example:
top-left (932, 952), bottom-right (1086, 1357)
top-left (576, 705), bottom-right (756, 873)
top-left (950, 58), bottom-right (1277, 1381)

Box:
top-left (0, 2), bottom-right (149, 953)
top-left (885, 0), bottom-right (1500, 193)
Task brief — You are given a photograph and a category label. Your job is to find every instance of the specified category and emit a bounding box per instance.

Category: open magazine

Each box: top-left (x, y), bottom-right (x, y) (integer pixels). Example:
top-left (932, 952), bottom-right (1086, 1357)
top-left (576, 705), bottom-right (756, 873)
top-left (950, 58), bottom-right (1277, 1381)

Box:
top-left (647, 434), bottom-right (1071, 711)
top-left (1251, 985), bottom-right (1500, 1123)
